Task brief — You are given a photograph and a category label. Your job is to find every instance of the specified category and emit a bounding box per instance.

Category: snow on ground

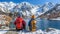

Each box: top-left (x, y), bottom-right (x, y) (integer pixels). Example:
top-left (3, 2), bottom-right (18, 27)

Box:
top-left (50, 17), bottom-right (60, 20)
top-left (0, 28), bottom-right (60, 34)
top-left (45, 28), bottom-right (60, 34)
top-left (0, 31), bottom-right (7, 34)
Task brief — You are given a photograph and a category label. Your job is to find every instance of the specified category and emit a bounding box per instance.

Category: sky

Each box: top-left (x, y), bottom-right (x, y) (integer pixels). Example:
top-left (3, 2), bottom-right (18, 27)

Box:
top-left (0, 0), bottom-right (60, 5)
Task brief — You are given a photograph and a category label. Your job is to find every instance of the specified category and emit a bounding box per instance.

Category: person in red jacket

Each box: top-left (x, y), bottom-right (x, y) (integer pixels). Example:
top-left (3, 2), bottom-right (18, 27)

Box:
top-left (14, 16), bottom-right (26, 31)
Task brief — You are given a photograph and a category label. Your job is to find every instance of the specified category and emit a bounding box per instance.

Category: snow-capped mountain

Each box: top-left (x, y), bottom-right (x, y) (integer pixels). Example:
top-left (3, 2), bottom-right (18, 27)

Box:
top-left (0, 2), bottom-right (40, 18)
top-left (0, 2), bottom-right (16, 13)
top-left (0, 2), bottom-right (57, 18)
top-left (38, 2), bottom-right (55, 13)
top-left (11, 2), bottom-right (39, 18)
top-left (39, 4), bottom-right (60, 19)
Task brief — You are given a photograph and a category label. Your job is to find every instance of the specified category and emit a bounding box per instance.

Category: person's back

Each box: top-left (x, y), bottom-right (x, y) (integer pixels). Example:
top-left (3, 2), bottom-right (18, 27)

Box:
top-left (14, 16), bottom-right (26, 31)
top-left (28, 15), bottom-right (36, 32)
top-left (31, 19), bottom-right (36, 32)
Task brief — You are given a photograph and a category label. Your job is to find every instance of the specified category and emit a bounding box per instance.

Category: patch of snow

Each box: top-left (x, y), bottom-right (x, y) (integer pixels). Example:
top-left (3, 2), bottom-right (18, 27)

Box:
top-left (0, 31), bottom-right (7, 34)
top-left (0, 28), bottom-right (60, 34)
top-left (50, 17), bottom-right (60, 20)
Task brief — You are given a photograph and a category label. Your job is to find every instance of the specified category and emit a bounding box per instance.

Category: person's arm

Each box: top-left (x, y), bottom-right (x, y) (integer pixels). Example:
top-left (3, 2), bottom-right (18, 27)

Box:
top-left (14, 21), bottom-right (16, 25)
top-left (28, 19), bottom-right (32, 26)
top-left (22, 20), bottom-right (26, 29)
top-left (22, 20), bottom-right (26, 26)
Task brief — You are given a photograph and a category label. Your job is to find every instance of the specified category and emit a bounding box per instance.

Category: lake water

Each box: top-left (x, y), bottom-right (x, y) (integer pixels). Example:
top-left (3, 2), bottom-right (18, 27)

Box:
top-left (36, 18), bottom-right (60, 30)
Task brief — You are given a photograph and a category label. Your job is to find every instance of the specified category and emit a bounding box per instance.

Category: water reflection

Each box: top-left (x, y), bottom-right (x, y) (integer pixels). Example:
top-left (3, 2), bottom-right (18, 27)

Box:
top-left (36, 18), bottom-right (60, 30)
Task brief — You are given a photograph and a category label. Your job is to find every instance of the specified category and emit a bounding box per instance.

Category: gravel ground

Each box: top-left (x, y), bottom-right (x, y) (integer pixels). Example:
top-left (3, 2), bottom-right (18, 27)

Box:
top-left (4, 31), bottom-right (18, 34)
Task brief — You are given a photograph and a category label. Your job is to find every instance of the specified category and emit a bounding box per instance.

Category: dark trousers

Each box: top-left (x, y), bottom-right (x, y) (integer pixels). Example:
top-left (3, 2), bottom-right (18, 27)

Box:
top-left (16, 28), bottom-right (23, 31)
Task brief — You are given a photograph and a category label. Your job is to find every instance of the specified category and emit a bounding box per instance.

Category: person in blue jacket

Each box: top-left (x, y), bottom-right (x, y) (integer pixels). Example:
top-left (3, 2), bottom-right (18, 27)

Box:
top-left (28, 15), bottom-right (36, 32)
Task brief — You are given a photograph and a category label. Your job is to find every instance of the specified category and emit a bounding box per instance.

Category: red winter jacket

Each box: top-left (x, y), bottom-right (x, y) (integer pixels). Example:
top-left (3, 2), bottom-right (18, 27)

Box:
top-left (14, 16), bottom-right (26, 29)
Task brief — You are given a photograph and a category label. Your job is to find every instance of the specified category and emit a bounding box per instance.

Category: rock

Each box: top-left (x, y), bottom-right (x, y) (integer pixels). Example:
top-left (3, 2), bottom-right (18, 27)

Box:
top-left (46, 28), bottom-right (56, 32)
top-left (0, 15), bottom-right (12, 29)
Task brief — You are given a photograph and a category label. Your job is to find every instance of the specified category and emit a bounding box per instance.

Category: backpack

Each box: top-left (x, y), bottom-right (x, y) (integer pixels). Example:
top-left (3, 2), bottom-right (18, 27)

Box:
top-left (15, 17), bottom-right (23, 29)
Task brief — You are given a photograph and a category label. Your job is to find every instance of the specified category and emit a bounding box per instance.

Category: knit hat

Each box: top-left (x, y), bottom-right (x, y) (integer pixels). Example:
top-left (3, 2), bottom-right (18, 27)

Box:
top-left (31, 15), bottom-right (36, 19)
top-left (18, 13), bottom-right (22, 17)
